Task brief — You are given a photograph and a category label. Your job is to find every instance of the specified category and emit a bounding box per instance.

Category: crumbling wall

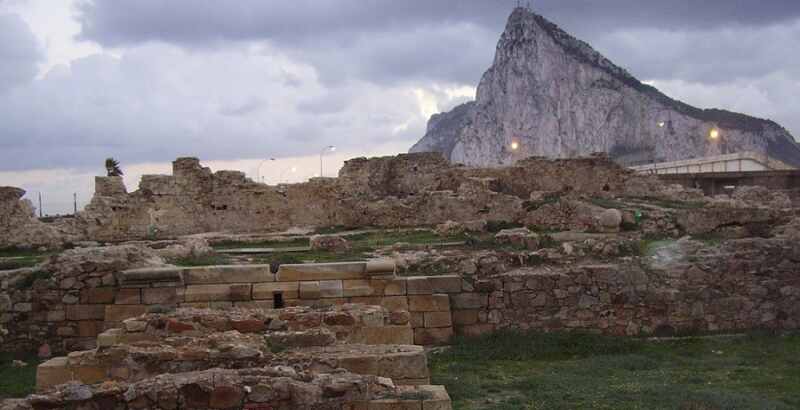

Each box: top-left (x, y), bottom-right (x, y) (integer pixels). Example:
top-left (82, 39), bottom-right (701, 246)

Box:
top-left (0, 247), bottom-right (456, 354)
top-left (0, 187), bottom-right (79, 250)
top-left (450, 238), bottom-right (800, 337)
top-left (73, 152), bottom-right (661, 242)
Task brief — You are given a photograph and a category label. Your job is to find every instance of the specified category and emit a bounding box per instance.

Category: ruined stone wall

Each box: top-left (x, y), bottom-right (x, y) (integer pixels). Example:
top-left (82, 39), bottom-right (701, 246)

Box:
top-left (0, 246), bottom-right (456, 354)
top-left (0, 187), bottom-right (80, 250)
top-left (3, 237), bottom-right (799, 355)
top-left (451, 238), bottom-right (800, 337)
top-left (75, 153), bottom-right (661, 242)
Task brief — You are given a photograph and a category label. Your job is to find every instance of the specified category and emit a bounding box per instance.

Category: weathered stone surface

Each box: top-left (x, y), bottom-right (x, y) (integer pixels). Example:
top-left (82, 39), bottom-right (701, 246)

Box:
top-left (310, 234), bottom-right (351, 252)
top-left (411, 7), bottom-right (800, 168)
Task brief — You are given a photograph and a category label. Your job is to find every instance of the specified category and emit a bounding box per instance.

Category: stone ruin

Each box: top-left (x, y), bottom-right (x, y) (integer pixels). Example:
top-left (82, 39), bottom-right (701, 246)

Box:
top-left (2, 152), bottom-right (800, 409)
top-left (2, 152), bottom-right (666, 247)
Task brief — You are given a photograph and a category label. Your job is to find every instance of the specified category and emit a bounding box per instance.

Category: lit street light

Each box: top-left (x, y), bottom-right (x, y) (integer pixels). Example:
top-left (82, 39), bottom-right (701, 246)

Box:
top-left (320, 146), bottom-right (336, 178)
top-left (510, 141), bottom-right (520, 151)
top-left (709, 128), bottom-right (720, 140)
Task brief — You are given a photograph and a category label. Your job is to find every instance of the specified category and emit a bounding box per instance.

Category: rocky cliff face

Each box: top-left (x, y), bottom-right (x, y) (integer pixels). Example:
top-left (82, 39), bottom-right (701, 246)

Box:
top-left (410, 7), bottom-right (800, 167)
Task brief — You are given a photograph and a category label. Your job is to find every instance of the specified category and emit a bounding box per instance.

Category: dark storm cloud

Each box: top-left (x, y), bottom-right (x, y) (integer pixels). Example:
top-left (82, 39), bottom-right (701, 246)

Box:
top-left (74, 0), bottom-right (800, 87)
top-left (76, 0), bottom-right (800, 47)
top-left (0, 13), bottom-right (41, 93)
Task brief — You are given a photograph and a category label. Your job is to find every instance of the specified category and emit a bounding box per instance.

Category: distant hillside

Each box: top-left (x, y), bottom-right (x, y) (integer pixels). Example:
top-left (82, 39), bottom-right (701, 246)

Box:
top-left (411, 7), bottom-right (800, 167)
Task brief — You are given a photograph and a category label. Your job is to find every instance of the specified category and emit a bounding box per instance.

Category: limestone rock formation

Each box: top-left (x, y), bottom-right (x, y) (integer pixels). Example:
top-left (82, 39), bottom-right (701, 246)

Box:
top-left (411, 7), bottom-right (800, 167)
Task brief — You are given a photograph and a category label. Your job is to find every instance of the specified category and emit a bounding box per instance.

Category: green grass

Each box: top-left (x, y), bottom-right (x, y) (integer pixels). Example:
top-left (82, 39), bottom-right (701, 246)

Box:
top-left (0, 256), bottom-right (43, 270)
top-left (0, 247), bottom-right (48, 258)
top-left (212, 237), bottom-right (310, 250)
top-left (0, 353), bottom-right (40, 399)
top-left (430, 331), bottom-right (800, 410)
top-left (588, 197), bottom-right (629, 210)
top-left (202, 229), bottom-right (471, 266)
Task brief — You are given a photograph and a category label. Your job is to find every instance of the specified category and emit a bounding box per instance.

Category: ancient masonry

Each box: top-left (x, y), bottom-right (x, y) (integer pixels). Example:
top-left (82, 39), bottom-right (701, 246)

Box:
top-left (1, 152), bottom-right (799, 409)
top-left (2, 152), bottom-right (652, 247)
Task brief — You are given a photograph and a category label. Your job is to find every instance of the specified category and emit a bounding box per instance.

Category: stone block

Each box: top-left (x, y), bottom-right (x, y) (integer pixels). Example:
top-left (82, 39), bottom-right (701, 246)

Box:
top-left (355, 326), bottom-right (414, 345)
top-left (80, 288), bottom-right (115, 304)
top-left (276, 262), bottom-right (367, 281)
top-left (229, 284), bottom-right (252, 301)
top-left (414, 327), bottom-right (453, 345)
top-left (384, 278), bottom-right (408, 296)
top-left (115, 288), bottom-right (141, 305)
top-left (118, 267), bottom-right (183, 287)
top-left (380, 296), bottom-right (410, 312)
top-left (408, 295), bottom-right (450, 312)
top-left (343, 279), bottom-right (375, 297)
top-left (96, 329), bottom-right (122, 348)
top-left (428, 276), bottom-right (462, 294)
top-left (420, 385), bottom-right (452, 410)
top-left (337, 355), bottom-right (378, 375)
top-left (424, 312), bottom-right (452, 328)
top-left (377, 348), bottom-right (429, 380)
top-left (410, 312), bottom-right (424, 328)
top-left (252, 282), bottom-right (299, 300)
top-left (451, 293), bottom-right (488, 309)
top-left (46, 310), bottom-right (66, 322)
top-left (319, 280), bottom-right (344, 298)
top-left (365, 259), bottom-right (396, 275)
top-left (36, 357), bottom-right (72, 390)
top-left (143, 287), bottom-right (179, 305)
top-left (451, 310), bottom-right (479, 325)
top-left (406, 277), bottom-right (432, 295)
top-left (73, 365), bottom-right (107, 385)
top-left (183, 265), bottom-right (274, 284)
top-left (77, 321), bottom-right (103, 337)
top-left (184, 284), bottom-right (252, 302)
top-left (299, 281), bottom-right (321, 299)
top-left (66, 305), bottom-right (106, 321)
top-left (105, 305), bottom-right (148, 322)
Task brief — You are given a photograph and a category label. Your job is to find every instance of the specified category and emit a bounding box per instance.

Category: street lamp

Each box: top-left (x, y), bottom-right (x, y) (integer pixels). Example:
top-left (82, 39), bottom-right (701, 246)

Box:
top-left (709, 128), bottom-right (720, 140)
top-left (320, 145), bottom-right (336, 178)
top-left (256, 158), bottom-right (276, 183)
top-left (510, 141), bottom-right (520, 151)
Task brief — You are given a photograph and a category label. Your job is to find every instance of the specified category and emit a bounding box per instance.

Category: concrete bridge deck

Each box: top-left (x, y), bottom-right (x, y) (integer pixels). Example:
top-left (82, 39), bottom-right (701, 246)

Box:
top-left (657, 170), bottom-right (800, 196)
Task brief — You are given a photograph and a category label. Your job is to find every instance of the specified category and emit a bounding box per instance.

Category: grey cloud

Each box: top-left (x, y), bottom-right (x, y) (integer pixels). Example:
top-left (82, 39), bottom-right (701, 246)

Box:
top-left (0, 42), bottom-right (431, 172)
top-left (0, 13), bottom-right (42, 93)
top-left (76, 1), bottom-right (800, 48)
top-left (73, 1), bottom-right (800, 89)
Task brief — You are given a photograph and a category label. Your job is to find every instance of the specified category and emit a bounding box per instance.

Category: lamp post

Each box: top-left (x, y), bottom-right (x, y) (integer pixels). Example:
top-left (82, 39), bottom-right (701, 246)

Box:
top-left (256, 158), bottom-right (276, 183)
top-left (509, 140), bottom-right (520, 164)
top-left (319, 145), bottom-right (336, 178)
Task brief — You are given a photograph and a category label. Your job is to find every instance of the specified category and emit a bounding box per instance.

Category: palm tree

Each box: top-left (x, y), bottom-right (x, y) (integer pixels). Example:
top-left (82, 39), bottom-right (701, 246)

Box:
top-left (105, 157), bottom-right (123, 177)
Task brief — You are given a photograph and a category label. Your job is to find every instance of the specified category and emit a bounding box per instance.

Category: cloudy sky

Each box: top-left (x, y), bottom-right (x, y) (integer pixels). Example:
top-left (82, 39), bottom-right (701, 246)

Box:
top-left (1, 0), bottom-right (799, 213)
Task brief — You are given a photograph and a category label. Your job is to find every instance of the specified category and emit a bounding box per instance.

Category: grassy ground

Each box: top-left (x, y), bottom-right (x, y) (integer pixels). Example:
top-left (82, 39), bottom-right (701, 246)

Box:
top-left (0, 353), bottom-right (40, 399)
top-left (430, 331), bottom-right (800, 410)
top-left (0, 256), bottom-right (43, 270)
top-left (188, 230), bottom-right (470, 266)
top-left (0, 247), bottom-right (50, 271)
